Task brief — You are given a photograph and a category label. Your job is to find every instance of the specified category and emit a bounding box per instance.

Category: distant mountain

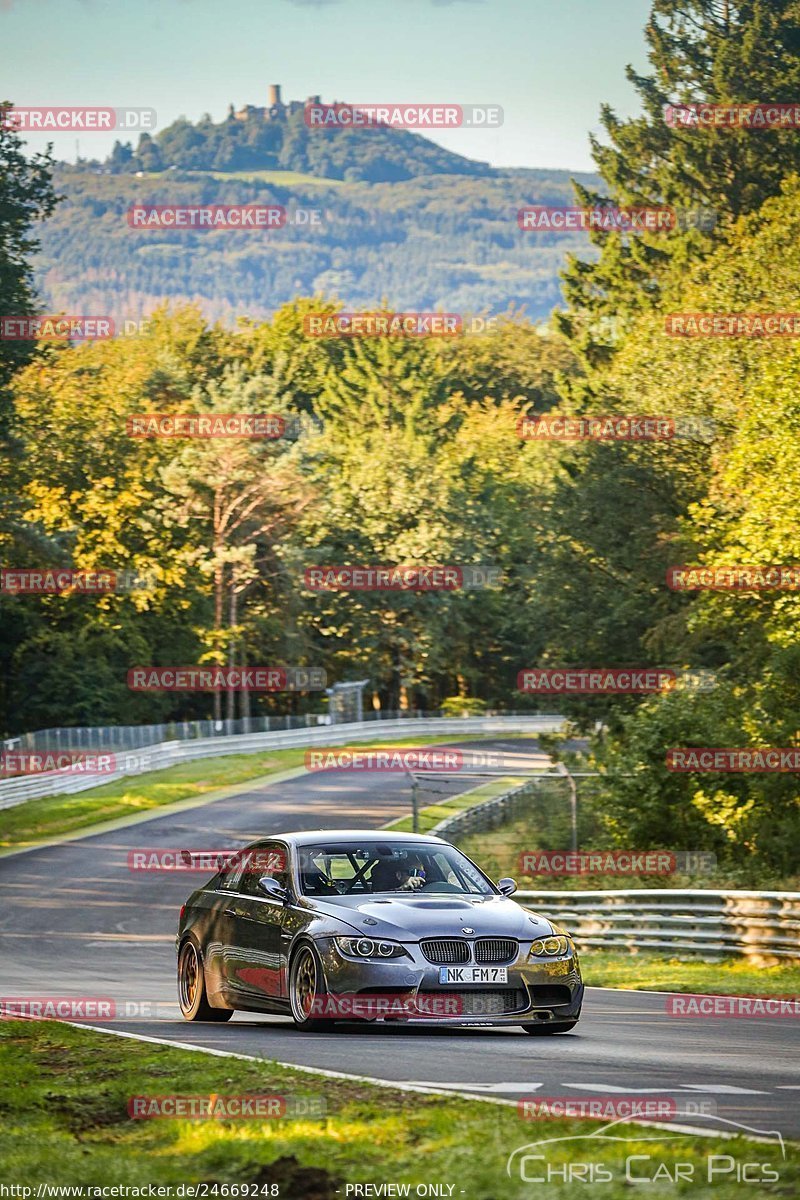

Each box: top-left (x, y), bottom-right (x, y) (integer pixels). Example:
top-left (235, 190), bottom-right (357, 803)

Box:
top-left (36, 92), bottom-right (601, 328)
top-left (34, 163), bottom-right (600, 328)
top-left (102, 99), bottom-right (495, 184)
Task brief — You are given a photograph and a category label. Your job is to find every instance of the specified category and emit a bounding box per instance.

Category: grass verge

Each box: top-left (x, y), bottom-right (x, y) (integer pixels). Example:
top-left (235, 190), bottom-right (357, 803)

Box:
top-left (457, 808), bottom-right (800, 891)
top-left (383, 775), bottom-right (527, 834)
top-left (1, 1020), bottom-right (796, 1196)
top-left (580, 950), bottom-right (800, 996)
top-left (459, 812), bottom-right (800, 989)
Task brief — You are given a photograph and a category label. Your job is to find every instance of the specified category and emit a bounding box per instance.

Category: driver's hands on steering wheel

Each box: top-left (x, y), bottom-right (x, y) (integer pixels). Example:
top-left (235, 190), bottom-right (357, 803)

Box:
top-left (399, 874), bottom-right (425, 891)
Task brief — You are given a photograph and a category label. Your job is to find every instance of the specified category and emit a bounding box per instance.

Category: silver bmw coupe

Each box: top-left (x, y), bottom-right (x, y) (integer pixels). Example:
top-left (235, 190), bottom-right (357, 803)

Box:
top-left (177, 829), bottom-right (583, 1033)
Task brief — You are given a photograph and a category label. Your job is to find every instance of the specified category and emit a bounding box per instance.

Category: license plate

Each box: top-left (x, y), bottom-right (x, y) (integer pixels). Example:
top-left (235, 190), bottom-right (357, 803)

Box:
top-left (438, 966), bottom-right (508, 984)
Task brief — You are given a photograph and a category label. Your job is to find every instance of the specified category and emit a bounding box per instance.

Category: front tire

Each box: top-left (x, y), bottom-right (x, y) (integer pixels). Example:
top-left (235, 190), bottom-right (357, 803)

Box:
top-left (289, 942), bottom-right (331, 1031)
top-left (178, 940), bottom-right (233, 1022)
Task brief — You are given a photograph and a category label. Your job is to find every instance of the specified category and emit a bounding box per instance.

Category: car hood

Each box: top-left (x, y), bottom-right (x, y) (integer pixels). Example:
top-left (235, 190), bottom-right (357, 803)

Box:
top-left (303, 893), bottom-right (554, 940)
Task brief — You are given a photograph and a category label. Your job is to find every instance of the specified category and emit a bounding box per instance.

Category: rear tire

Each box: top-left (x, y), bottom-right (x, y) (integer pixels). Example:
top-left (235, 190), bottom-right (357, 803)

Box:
top-left (178, 940), bottom-right (233, 1022)
top-left (521, 1018), bottom-right (579, 1035)
top-left (289, 943), bottom-right (332, 1031)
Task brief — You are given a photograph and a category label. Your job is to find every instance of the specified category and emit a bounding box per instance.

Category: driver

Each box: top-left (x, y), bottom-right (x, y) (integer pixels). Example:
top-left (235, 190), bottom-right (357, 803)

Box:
top-left (370, 854), bottom-right (426, 892)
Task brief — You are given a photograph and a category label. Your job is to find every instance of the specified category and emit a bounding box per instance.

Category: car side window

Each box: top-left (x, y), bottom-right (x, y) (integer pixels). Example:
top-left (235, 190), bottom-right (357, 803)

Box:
top-left (238, 843), bottom-right (290, 898)
top-left (433, 851), bottom-right (461, 886)
top-left (217, 859), bottom-right (246, 892)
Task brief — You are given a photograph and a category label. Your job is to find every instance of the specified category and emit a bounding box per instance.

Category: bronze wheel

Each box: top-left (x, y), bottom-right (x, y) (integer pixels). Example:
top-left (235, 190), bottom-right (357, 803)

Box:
top-left (177, 940), bottom-right (232, 1022)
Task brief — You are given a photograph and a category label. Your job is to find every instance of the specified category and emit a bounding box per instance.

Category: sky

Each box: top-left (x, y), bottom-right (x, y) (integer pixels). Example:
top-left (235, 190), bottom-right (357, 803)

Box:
top-left (0, 0), bottom-right (654, 172)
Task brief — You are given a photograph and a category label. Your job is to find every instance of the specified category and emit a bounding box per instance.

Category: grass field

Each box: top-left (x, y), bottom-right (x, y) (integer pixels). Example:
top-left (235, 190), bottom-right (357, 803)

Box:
top-left (203, 169), bottom-right (345, 188)
top-left (580, 949), bottom-right (800, 996)
top-left (99, 168), bottom-right (345, 188)
top-left (384, 774), bottom-right (527, 834)
top-left (1, 1020), bottom-right (795, 1197)
top-left (456, 806), bottom-right (800, 892)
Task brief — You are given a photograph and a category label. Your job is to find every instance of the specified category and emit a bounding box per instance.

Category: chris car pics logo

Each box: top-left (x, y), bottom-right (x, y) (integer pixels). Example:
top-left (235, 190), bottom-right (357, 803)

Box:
top-left (506, 1114), bottom-right (785, 1185)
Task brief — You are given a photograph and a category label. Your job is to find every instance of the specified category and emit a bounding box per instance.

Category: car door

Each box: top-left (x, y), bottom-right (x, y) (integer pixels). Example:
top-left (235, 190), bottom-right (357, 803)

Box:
top-left (223, 842), bottom-right (291, 1006)
top-left (202, 856), bottom-right (248, 1006)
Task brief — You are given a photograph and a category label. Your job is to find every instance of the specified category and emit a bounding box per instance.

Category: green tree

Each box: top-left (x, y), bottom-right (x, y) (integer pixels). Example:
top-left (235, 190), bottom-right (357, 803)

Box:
top-left (557, 0), bottom-right (800, 369)
top-left (0, 101), bottom-right (60, 733)
top-left (157, 365), bottom-right (313, 722)
top-left (4, 309), bottom-right (228, 732)
top-left (567, 181), bottom-right (800, 875)
top-left (0, 101), bottom-right (60, 400)
top-left (291, 333), bottom-right (550, 708)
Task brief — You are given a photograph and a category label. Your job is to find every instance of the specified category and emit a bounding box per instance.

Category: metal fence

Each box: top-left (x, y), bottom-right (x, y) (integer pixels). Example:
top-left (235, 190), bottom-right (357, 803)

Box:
top-left (0, 708), bottom-right (559, 753)
top-left (1, 709), bottom-right (443, 754)
top-left (430, 776), bottom-right (551, 839)
top-left (514, 889), bottom-right (800, 960)
top-left (0, 714), bottom-right (565, 811)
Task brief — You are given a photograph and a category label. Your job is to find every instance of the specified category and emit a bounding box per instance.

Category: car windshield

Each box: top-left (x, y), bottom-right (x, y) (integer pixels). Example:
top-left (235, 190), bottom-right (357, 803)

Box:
top-left (296, 841), bottom-right (495, 897)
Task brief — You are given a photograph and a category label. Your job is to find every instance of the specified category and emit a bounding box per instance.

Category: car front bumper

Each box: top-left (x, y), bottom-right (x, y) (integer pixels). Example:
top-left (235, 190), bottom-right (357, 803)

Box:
top-left (313, 937), bottom-right (583, 1025)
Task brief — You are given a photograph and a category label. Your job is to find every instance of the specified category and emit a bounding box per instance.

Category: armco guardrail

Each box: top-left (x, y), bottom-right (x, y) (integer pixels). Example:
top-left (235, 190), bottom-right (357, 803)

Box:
top-left (1, 710), bottom-right (436, 753)
top-left (430, 776), bottom-right (548, 839)
top-left (515, 889), bottom-right (800, 960)
top-left (2, 713), bottom-right (330, 753)
top-left (0, 715), bottom-right (564, 812)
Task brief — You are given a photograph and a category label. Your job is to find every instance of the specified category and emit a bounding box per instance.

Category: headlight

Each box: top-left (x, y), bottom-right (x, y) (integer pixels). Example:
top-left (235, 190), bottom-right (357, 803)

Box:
top-left (334, 936), bottom-right (408, 959)
top-left (529, 935), bottom-right (570, 957)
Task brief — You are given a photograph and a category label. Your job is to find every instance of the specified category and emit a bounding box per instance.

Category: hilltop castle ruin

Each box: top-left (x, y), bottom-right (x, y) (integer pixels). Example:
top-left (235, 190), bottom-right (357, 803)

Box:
top-left (232, 84), bottom-right (323, 123)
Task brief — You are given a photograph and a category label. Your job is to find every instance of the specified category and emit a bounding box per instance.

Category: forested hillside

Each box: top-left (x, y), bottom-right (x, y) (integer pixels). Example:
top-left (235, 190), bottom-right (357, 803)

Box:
top-left (35, 165), bottom-right (599, 325)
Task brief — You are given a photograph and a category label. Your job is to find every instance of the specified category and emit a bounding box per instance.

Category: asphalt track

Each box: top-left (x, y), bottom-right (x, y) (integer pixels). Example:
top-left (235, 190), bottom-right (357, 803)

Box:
top-left (1, 737), bottom-right (798, 1143)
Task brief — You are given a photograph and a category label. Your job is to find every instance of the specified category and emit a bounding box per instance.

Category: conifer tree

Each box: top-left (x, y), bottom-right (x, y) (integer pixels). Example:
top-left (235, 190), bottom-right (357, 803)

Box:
top-left (557, 1), bottom-right (800, 367)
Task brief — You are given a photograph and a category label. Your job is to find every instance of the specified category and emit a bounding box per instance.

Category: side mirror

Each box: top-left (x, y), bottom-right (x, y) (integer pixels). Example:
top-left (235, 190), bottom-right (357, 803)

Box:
top-left (258, 875), bottom-right (288, 902)
top-left (498, 877), bottom-right (517, 897)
